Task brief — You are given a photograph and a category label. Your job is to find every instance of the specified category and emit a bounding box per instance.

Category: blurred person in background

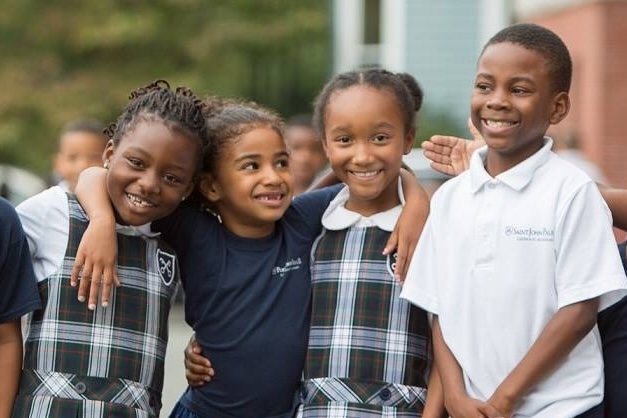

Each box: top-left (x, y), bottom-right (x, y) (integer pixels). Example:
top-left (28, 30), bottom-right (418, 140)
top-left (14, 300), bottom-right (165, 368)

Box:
top-left (285, 114), bottom-right (328, 195)
top-left (52, 118), bottom-right (108, 193)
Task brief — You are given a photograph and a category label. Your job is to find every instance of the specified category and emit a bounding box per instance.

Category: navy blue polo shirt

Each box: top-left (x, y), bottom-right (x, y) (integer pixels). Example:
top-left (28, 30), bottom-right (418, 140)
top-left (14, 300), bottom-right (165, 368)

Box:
top-left (0, 197), bottom-right (40, 323)
top-left (154, 186), bottom-right (340, 418)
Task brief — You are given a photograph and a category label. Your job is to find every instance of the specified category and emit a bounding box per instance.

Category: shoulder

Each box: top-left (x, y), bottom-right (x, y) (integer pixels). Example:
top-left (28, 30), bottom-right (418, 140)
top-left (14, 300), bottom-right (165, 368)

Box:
top-left (292, 185), bottom-right (343, 208)
top-left (17, 186), bottom-right (67, 214)
top-left (429, 172), bottom-right (470, 205)
top-left (545, 153), bottom-right (594, 184)
top-left (16, 186), bottom-right (69, 226)
top-left (536, 154), bottom-right (600, 205)
top-left (0, 198), bottom-right (22, 241)
top-left (0, 197), bottom-right (18, 224)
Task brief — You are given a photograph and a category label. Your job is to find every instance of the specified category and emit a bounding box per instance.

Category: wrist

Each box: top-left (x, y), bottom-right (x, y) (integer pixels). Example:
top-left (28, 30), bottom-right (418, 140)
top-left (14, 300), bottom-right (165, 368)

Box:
top-left (490, 385), bottom-right (517, 414)
top-left (89, 212), bottom-right (116, 225)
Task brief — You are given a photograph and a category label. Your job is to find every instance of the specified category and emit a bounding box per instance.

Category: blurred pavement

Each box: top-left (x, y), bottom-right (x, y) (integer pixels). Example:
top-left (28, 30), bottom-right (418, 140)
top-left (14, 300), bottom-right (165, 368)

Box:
top-left (162, 304), bottom-right (194, 416)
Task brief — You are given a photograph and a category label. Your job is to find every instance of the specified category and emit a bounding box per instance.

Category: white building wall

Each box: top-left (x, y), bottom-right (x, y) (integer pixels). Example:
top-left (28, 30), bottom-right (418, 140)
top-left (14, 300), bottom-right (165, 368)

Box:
top-left (380, 0), bottom-right (407, 71)
top-left (404, 0), bottom-right (481, 126)
top-left (332, 0), bottom-right (363, 73)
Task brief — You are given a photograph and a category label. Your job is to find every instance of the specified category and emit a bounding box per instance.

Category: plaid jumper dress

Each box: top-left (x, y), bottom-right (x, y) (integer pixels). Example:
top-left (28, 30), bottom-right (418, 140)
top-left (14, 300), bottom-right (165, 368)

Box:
top-left (300, 226), bottom-right (431, 418)
top-left (12, 196), bottom-right (179, 418)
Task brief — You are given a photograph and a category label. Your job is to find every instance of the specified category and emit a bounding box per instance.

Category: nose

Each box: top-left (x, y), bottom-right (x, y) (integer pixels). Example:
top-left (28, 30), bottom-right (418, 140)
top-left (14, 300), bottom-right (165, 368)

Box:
top-left (486, 88), bottom-right (510, 110)
top-left (261, 164), bottom-right (284, 186)
top-left (352, 142), bottom-right (374, 165)
top-left (138, 170), bottom-right (161, 194)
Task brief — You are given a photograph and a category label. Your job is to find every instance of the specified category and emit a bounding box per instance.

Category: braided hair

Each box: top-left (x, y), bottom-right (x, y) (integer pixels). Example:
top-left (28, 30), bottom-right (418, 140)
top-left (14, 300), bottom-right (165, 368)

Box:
top-left (312, 68), bottom-right (423, 140)
top-left (105, 80), bottom-right (209, 175)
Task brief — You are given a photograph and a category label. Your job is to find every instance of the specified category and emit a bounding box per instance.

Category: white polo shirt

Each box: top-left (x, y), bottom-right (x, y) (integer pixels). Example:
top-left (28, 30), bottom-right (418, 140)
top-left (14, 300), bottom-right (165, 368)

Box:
top-left (401, 138), bottom-right (627, 418)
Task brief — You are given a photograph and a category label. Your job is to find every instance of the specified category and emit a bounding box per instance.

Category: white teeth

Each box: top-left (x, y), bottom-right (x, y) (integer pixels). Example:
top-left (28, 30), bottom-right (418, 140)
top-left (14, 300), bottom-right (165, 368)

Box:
top-left (352, 170), bottom-right (379, 178)
top-left (257, 193), bottom-right (283, 201)
top-left (127, 193), bottom-right (155, 207)
top-left (485, 120), bottom-right (515, 128)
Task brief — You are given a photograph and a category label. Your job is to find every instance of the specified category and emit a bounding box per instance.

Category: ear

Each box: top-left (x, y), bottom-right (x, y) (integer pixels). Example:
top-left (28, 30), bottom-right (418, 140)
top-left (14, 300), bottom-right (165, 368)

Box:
top-left (403, 128), bottom-right (416, 155)
top-left (198, 173), bottom-right (222, 203)
top-left (549, 92), bottom-right (570, 125)
top-left (102, 140), bottom-right (115, 167)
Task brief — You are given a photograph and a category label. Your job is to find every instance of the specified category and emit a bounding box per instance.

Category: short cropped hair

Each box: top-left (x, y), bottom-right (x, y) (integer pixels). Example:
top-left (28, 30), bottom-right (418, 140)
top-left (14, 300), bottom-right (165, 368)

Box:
top-left (482, 23), bottom-right (572, 93)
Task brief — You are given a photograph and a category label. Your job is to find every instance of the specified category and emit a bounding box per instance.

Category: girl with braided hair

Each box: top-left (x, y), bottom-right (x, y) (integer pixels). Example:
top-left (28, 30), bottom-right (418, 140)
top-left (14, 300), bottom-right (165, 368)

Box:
top-left (11, 80), bottom-right (208, 418)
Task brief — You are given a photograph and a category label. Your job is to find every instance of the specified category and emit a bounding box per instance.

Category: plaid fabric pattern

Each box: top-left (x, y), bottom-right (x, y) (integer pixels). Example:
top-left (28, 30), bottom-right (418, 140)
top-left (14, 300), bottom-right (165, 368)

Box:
top-left (12, 196), bottom-right (178, 418)
top-left (296, 377), bottom-right (427, 418)
top-left (302, 227), bottom-right (430, 417)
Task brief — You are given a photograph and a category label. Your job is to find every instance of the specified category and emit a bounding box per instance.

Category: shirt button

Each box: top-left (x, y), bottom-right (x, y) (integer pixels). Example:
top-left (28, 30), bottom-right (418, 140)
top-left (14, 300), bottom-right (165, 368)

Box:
top-left (380, 388), bottom-right (391, 401)
top-left (75, 381), bottom-right (86, 394)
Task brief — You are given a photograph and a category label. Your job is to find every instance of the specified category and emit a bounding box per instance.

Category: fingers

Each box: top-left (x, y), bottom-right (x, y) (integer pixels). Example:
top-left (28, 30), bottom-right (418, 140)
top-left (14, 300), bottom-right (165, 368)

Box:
top-left (383, 228), bottom-right (399, 256)
top-left (400, 239), bottom-right (418, 282)
top-left (76, 259), bottom-right (94, 303)
top-left (184, 337), bottom-right (214, 385)
top-left (184, 356), bottom-right (214, 383)
top-left (70, 254), bottom-right (85, 287)
top-left (394, 250), bottom-right (407, 284)
top-left (88, 273), bottom-right (103, 310)
top-left (467, 117), bottom-right (483, 142)
top-left (429, 161), bottom-right (457, 177)
top-left (424, 134), bottom-right (462, 149)
top-left (100, 265), bottom-right (120, 308)
top-left (423, 149), bottom-right (452, 165)
top-left (478, 403), bottom-right (505, 418)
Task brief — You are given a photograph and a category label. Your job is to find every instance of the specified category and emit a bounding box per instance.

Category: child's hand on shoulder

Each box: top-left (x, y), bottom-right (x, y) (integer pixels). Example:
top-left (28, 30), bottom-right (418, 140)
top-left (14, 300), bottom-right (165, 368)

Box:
top-left (70, 216), bottom-right (120, 310)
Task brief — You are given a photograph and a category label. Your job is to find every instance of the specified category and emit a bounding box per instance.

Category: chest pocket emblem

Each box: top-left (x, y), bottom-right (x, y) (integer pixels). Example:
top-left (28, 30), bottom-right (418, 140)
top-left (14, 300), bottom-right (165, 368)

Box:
top-left (156, 249), bottom-right (176, 286)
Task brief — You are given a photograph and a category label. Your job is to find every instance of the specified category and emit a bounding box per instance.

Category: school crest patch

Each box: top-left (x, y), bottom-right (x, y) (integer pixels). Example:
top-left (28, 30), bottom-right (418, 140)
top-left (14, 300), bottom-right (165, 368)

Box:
top-left (386, 250), bottom-right (398, 278)
top-left (156, 249), bottom-right (176, 286)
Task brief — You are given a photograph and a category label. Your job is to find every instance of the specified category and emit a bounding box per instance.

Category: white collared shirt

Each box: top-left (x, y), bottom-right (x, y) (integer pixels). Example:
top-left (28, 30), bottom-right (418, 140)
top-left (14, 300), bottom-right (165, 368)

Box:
top-left (17, 186), bottom-right (155, 282)
top-left (321, 178), bottom-right (404, 232)
top-left (401, 138), bottom-right (627, 418)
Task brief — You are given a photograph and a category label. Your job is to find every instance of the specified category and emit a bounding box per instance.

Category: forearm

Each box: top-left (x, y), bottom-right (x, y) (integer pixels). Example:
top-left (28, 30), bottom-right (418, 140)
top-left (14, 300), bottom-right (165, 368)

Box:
top-left (491, 298), bottom-right (599, 410)
top-left (0, 321), bottom-right (23, 418)
top-left (399, 168), bottom-right (429, 226)
top-left (599, 187), bottom-right (627, 230)
top-left (75, 167), bottom-right (115, 223)
top-left (432, 317), bottom-right (467, 403)
top-left (423, 362), bottom-right (448, 418)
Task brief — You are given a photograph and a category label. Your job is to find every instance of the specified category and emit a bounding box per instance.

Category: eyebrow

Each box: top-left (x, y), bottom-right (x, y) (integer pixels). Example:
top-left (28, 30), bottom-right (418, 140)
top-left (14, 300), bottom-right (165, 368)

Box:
top-left (476, 73), bottom-right (535, 84)
top-left (234, 150), bottom-right (289, 163)
top-left (328, 122), bottom-right (396, 134)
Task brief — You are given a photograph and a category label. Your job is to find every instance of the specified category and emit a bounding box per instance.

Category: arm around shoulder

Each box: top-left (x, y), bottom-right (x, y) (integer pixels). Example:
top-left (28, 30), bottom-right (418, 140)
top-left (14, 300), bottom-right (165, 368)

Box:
top-left (72, 166), bottom-right (119, 309)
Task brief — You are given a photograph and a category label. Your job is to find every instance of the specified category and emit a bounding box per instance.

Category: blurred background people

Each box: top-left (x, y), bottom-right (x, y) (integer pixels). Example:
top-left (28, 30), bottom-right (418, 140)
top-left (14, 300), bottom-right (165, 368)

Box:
top-left (285, 114), bottom-right (328, 195)
top-left (52, 118), bottom-right (107, 193)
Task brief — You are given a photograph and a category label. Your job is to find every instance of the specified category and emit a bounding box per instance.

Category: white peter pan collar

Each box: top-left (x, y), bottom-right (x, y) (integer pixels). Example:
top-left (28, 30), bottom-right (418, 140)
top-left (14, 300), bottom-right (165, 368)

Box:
top-left (321, 178), bottom-right (404, 232)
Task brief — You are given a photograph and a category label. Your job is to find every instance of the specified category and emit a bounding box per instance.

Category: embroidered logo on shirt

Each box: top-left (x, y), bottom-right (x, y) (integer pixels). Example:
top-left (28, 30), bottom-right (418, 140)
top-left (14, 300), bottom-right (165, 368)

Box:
top-left (504, 225), bottom-right (554, 242)
top-left (156, 249), bottom-right (176, 285)
top-left (272, 257), bottom-right (302, 278)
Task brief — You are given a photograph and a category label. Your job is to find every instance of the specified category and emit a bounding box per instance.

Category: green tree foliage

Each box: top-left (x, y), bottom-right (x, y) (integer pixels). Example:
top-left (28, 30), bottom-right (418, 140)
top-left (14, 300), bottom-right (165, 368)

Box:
top-left (0, 0), bottom-right (330, 178)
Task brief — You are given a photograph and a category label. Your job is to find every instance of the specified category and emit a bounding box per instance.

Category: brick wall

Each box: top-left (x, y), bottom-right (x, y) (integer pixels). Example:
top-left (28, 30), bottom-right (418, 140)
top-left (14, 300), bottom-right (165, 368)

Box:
top-left (528, 0), bottom-right (627, 187)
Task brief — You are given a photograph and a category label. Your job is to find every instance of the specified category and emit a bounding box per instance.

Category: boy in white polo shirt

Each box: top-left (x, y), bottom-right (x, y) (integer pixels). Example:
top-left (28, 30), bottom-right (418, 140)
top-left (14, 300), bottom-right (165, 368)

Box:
top-left (400, 23), bottom-right (627, 418)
